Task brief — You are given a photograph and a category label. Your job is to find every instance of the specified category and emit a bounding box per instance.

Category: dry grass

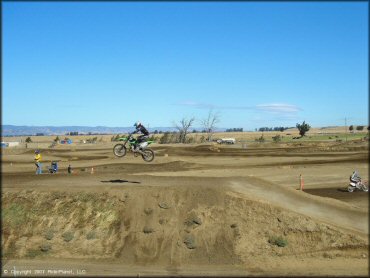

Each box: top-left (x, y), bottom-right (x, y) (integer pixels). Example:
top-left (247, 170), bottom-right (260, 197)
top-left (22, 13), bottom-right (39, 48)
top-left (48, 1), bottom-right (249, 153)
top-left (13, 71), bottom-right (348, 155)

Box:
top-left (2, 126), bottom-right (368, 144)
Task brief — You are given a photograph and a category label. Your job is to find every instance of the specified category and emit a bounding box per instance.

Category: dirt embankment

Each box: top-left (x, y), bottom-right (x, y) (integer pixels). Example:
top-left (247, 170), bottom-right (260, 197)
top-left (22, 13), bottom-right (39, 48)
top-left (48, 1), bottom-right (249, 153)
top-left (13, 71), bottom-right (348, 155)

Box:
top-left (2, 185), bottom-right (368, 270)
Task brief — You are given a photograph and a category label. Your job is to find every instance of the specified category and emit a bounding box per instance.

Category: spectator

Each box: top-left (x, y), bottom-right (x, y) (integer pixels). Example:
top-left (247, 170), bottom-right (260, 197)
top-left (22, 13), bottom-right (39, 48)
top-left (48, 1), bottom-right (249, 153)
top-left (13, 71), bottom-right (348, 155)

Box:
top-left (34, 150), bottom-right (42, 174)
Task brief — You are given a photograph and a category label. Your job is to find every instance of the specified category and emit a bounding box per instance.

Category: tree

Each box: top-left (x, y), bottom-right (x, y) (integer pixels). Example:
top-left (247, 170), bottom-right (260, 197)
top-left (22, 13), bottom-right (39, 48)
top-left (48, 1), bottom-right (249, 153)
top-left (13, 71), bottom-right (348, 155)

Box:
top-left (349, 125), bottom-right (354, 132)
top-left (201, 109), bottom-right (220, 141)
top-left (54, 136), bottom-right (60, 142)
top-left (174, 117), bottom-right (195, 143)
top-left (296, 121), bottom-right (311, 137)
top-left (25, 137), bottom-right (32, 143)
top-left (356, 125), bottom-right (364, 131)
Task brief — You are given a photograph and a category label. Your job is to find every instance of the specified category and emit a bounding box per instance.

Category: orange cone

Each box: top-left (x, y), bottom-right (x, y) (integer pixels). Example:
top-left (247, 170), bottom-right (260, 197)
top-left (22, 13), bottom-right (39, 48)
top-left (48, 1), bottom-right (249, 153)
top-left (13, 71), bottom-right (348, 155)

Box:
top-left (300, 174), bottom-right (304, 191)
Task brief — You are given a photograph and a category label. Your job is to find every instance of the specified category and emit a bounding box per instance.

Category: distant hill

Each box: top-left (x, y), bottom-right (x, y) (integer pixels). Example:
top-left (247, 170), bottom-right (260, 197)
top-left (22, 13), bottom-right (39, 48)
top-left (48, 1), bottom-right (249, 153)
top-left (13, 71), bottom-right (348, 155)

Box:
top-left (1, 125), bottom-right (164, 136)
top-left (1, 125), bottom-right (228, 136)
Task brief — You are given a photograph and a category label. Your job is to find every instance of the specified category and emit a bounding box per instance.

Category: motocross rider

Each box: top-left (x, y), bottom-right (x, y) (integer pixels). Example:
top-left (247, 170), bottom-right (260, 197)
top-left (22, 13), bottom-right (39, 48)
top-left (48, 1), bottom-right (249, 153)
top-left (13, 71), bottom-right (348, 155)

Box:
top-left (131, 122), bottom-right (149, 151)
top-left (350, 170), bottom-right (361, 183)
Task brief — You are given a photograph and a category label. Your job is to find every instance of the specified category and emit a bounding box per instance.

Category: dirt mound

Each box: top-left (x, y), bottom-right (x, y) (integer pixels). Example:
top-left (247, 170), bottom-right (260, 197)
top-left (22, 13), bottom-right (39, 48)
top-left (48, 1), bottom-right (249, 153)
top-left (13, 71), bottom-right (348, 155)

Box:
top-left (2, 186), bottom-right (367, 268)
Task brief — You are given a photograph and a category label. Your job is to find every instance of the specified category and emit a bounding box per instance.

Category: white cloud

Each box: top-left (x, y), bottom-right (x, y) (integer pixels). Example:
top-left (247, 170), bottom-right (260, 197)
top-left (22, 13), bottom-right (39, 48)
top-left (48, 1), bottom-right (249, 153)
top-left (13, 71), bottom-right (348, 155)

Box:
top-left (176, 101), bottom-right (301, 114)
top-left (256, 103), bottom-right (302, 113)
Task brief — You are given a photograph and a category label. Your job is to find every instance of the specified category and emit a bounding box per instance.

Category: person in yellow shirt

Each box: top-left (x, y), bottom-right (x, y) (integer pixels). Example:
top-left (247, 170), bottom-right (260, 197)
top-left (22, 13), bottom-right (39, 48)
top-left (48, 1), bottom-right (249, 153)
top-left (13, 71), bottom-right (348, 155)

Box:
top-left (34, 150), bottom-right (42, 174)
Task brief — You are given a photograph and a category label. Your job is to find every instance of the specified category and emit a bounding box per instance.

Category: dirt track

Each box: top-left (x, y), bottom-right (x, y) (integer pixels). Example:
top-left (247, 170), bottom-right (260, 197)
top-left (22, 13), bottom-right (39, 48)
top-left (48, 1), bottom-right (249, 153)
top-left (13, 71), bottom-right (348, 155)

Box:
top-left (1, 141), bottom-right (369, 276)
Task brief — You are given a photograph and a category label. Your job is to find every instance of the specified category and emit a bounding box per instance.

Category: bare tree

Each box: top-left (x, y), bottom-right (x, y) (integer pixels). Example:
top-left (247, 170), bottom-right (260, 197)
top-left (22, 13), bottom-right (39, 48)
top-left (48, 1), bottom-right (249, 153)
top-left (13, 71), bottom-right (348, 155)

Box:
top-left (201, 109), bottom-right (220, 142)
top-left (174, 117), bottom-right (195, 143)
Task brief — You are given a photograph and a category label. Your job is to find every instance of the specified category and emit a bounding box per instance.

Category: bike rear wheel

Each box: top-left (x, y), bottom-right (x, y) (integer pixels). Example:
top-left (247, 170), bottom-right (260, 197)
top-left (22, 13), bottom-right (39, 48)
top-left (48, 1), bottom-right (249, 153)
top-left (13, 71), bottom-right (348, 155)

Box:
top-left (141, 149), bottom-right (155, 162)
top-left (113, 144), bottom-right (127, 157)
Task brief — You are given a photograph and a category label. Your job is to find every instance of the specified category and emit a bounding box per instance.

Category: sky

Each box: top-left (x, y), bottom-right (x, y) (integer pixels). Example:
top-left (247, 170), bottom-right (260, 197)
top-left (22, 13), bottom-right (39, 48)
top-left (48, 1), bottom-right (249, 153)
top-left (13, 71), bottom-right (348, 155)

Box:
top-left (3, 1), bottom-right (368, 130)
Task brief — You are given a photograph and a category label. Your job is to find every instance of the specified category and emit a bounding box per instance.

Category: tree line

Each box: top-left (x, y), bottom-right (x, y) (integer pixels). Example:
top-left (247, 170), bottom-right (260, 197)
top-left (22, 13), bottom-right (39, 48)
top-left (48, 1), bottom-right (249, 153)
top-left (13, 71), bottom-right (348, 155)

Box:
top-left (257, 127), bottom-right (292, 132)
top-left (349, 125), bottom-right (368, 131)
top-left (226, 128), bottom-right (243, 132)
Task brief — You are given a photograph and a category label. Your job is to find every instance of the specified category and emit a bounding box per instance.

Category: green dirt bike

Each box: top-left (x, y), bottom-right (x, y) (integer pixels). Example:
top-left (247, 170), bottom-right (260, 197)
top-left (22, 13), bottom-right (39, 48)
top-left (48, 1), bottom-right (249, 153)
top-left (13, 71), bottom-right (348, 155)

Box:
top-left (113, 134), bottom-right (155, 162)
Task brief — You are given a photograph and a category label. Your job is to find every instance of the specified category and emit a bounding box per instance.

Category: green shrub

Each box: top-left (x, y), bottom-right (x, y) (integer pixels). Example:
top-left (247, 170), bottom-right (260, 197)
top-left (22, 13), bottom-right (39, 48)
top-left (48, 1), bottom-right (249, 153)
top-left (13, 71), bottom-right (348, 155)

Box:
top-left (268, 236), bottom-right (288, 247)
top-left (44, 229), bottom-right (54, 240)
top-left (159, 132), bottom-right (170, 144)
top-left (26, 249), bottom-right (43, 258)
top-left (40, 244), bottom-right (51, 252)
top-left (2, 203), bottom-right (28, 228)
top-left (186, 136), bottom-right (195, 143)
top-left (86, 230), bottom-right (96, 240)
top-left (272, 135), bottom-right (281, 143)
top-left (62, 231), bottom-right (74, 242)
top-left (199, 135), bottom-right (206, 143)
top-left (255, 134), bottom-right (265, 143)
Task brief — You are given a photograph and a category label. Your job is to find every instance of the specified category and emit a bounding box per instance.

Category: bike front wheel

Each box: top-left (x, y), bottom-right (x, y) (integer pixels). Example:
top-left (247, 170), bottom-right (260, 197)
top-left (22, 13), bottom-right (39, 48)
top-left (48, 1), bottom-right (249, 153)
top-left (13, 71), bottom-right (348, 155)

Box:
top-left (141, 149), bottom-right (155, 162)
top-left (361, 183), bottom-right (368, 192)
top-left (113, 144), bottom-right (127, 157)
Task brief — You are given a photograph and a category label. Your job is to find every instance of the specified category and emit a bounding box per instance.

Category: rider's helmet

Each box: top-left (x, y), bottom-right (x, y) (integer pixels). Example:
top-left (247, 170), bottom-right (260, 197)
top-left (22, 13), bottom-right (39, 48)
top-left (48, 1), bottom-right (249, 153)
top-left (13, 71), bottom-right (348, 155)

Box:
top-left (35, 150), bottom-right (40, 154)
top-left (134, 121), bottom-right (141, 128)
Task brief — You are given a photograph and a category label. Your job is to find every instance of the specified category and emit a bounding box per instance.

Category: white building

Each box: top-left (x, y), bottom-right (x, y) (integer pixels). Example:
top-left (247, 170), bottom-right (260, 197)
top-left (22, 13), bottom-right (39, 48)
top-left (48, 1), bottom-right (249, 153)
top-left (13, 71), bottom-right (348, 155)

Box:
top-left (7, 142), bottom-right (20, 147)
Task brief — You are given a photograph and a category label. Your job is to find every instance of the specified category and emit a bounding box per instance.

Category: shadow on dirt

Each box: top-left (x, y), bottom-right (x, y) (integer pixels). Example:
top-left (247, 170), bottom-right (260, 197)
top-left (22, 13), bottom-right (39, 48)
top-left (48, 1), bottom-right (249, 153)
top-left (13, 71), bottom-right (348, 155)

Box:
top-left (101, 179), bottom-right (141, 184)
top-left (304, 187), bottom-right (368, 204)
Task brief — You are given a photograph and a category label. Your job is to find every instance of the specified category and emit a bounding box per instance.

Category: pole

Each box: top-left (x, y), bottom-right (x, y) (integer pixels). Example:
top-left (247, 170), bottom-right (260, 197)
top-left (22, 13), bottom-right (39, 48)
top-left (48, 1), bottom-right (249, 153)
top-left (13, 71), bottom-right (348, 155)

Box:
top-left (345, 117), bottom-right (347, 142)
top-left (299, 174), bottom-right (304, 191)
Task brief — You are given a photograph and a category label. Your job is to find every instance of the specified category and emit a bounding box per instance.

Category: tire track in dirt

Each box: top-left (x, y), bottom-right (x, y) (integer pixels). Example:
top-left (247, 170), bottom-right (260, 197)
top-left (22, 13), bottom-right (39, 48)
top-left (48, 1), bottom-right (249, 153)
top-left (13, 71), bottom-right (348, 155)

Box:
top-left (229, 177), bottom-right (368, 237)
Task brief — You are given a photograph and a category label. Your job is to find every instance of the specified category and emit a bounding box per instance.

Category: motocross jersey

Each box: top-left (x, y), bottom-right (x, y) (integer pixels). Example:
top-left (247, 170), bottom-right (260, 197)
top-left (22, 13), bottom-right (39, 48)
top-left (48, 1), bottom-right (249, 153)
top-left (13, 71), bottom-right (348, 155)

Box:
top-left (34, 154), bottom-right (42, 162)
top-left (134, 125), bottom-right (149, 136)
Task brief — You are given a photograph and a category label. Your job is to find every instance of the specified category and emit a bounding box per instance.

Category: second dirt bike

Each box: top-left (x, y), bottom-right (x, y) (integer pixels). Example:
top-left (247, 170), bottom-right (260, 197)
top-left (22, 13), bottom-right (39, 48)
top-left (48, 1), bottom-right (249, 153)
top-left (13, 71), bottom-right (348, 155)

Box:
top-left (347, 179), bottom-right (368, 192)
top-left (113, 134), bottom-right (155, 162)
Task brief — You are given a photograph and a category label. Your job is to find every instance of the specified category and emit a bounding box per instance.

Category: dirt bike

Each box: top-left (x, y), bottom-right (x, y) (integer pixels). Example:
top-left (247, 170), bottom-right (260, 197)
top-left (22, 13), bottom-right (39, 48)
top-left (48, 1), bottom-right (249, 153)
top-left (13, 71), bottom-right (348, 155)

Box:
top-left (113, 134), bottom-right (155, 162)
top-left (347, 178), bottom-right (368, 192)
